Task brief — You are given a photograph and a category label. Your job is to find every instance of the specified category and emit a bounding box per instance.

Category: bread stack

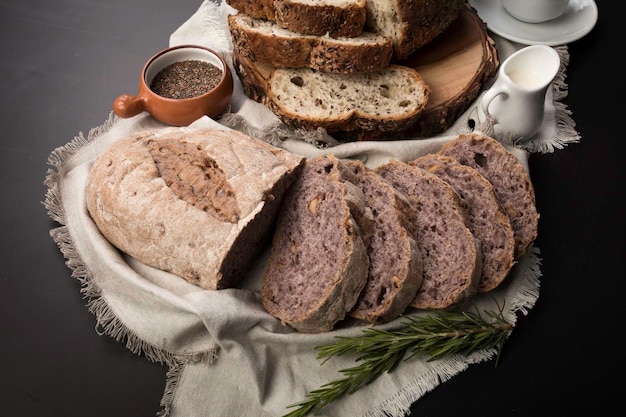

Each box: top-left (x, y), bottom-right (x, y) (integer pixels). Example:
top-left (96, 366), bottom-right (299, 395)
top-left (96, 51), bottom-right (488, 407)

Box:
top-left (261, 133), bottom-right (538, 332)
top-left (225, 0), bottom-right (466, 136)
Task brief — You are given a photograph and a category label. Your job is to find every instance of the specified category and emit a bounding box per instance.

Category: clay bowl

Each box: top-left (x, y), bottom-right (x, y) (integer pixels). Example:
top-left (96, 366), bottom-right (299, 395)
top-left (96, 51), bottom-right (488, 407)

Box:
top-left (113, 45), bottom-right (233, 126)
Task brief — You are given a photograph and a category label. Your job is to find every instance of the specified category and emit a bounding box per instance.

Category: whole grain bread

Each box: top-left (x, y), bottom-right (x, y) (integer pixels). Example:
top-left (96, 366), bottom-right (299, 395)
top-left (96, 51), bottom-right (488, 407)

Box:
top-left (376, 159), bottom-right (481, 310)
top-left (228, 13), bottom-right (392, 74)
top-left (261, 155), bottom-right (371, 333)
top-left (365, 0), bottom-right (466, 60)
top-left (225, 0), bottom-right (367, 38)
top-left (85, 127), bottom-right (304, 290)
top-left (410, 153), bottom-right (515, 293)
top-left (438, 133), bottom-right (539, 258)
top-left (260, 63), bottom-right (429, 133)
top-left (343, 160), bottom-right (423, 323)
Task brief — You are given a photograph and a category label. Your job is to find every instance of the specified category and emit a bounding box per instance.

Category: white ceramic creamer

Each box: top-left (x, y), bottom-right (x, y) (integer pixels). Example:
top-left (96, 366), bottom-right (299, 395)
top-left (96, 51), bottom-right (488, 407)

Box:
top-left (480, 45), bottom-right (560, 141)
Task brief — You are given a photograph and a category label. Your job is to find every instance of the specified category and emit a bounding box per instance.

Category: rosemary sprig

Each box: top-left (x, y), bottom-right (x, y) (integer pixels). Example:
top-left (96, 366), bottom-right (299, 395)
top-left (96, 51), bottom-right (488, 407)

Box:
top-left (283, 305), bottom-right (513, 417)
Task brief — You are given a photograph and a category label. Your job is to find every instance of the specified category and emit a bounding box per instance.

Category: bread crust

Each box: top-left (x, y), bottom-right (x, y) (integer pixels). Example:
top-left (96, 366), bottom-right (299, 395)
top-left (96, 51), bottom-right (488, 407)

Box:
top-left (85, 127), bottom-right (304, 290)
top-left (276, 0), bottom-right (366, 38)
top-left (228, 14), bottom-right (392, 74)
top-left (226, 0), bottom-right (367, 38)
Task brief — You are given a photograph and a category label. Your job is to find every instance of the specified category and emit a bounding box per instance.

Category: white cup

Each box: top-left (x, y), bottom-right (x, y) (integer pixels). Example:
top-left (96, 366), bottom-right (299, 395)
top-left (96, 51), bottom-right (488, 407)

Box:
top-left (501, 0), bottom-right (570, 23)
top-left (479, 45), bottom-right (560, 141)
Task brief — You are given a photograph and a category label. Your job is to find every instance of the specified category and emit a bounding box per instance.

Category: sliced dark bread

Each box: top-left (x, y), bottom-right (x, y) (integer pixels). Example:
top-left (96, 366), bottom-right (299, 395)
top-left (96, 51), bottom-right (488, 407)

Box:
top-left (228, 13), bottom-right (392, 75)
top-left (232, 51), bottom-right (430, 134)
top-left (264, 64), bottom-right (429, 133)
top-left (343, 160), bottom-right (423, 323)
top-left (225, 0), bottom-right (367, 38)
top-left (261, 155), bottom-right (370, 333)
top-left (438, 133), bottom-right (539, 258)
top-left (376, 159), bottom-right (481, 310)
top-left (410, 153), bottom-right (515, 293)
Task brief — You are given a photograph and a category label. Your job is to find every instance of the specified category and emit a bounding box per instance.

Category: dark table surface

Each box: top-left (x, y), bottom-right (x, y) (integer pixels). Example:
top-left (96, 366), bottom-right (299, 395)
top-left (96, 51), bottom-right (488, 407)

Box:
top-left (1, 1), bottom-right (622, 416)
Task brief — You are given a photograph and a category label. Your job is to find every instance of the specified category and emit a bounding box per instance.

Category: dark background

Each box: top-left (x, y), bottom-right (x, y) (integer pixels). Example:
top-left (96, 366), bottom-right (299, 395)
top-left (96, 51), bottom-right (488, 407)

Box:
top-left (1, 1), bottom-right (622, 416)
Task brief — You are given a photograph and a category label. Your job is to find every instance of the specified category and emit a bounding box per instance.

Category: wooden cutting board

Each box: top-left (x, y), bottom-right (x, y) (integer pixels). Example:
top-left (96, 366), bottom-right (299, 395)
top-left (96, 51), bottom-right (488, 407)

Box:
top-left (234, 3), bottom-right (499, 141)
top-left (396, 2), bottom-right (499, 138)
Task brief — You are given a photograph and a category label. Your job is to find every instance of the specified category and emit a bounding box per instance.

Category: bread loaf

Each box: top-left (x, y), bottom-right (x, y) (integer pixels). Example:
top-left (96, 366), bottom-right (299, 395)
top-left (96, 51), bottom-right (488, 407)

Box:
top-left (376, 159), bottom-right (481, 309)
top-left (365, 0), bottom-right (466, 60)
top-left (438, 133), bottom-right (539, 258)
top-left (258, 63), bottom-right (429, 133)
top-left (228, 13), bottom-right (392, 74)
top-left (85, 127), bottom-right (304, 290)
top-left (344, 160), bottom-right (423, 323)
top-left (410, 153), bottom-right (515, 293)
top-left (225, 0), bottom-right (367, 38)
top-left (261, 155), bottom-right (371, 333)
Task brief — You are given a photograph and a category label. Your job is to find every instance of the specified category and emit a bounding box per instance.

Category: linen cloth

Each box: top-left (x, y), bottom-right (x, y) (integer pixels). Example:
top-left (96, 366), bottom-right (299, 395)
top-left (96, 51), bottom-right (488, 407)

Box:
top-left (44, 1), bottom-right (580, 416)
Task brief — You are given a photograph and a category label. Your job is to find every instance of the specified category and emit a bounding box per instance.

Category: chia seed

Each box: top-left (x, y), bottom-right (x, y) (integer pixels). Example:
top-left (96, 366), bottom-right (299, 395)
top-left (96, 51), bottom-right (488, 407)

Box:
top-left (150, 60), bottom-right (223, 99)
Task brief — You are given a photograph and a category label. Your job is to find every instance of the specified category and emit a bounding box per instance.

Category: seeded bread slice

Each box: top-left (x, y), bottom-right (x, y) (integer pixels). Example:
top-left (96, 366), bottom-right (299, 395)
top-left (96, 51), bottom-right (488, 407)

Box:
top-left (438, 133), bottom-right (539, 258)
top-left (376, 159), bottom-right (481, 310)
top-left (228, 13), bottom-right (392, 75)
top-left (261, 155), bottom-right (370, 333)
top-left (264, 64), bottom-right (429, 133)
top-left (225, 0), bottom-right (367, 38)
top-left (343, 160), bottom-right (423, 323)
top-left (411, 154), bottom-right (515, 293)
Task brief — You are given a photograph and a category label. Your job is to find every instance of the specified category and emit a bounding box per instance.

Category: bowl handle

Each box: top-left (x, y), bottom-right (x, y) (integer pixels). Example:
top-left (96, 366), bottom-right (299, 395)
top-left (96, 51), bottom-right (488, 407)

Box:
top-left (113, 94), bottom-right (146, 118)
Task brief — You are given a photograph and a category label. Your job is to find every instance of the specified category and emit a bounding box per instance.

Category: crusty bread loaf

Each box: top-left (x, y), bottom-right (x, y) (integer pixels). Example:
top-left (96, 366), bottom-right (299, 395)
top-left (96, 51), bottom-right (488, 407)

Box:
top-left (376, 159), bottom-right (481, 310)
top-left (225, 0), bottom-right (367, 38)
top-left (343, 160), bottom-right (423, 323)
top-left (228, 13), bottom-right (392, 74)
top-left (438, 133), bottom-right (539, 258)
top-left (410, 153), bottom-right (515, 293)
top-left (365, 0), bottom-right (466, 60)
top-left (85, 127), bottom-right (304, 290)
top-left (261, 63), bottom-right (429, 133)
top-left (261, 155), bottom-right (371, 333)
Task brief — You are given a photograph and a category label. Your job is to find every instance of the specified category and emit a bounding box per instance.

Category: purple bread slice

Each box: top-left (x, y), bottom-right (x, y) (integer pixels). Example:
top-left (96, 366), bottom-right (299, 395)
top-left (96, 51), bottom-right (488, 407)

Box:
top-left (376, 159), bottom-right (481, 310)
top-left (343, 160), bottom-right (423, 323)
top-left (438, 133), bottom-right (539, 258)
top-left (411, 154), bottom-right (515, 293)
top-left (261, 155), bottom-right (370, 333)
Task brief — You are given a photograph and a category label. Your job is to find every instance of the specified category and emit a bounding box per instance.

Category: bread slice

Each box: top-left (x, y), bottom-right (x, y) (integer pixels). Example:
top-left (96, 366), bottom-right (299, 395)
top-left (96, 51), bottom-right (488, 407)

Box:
top-left (261, 63), bottom-right (429, 133)
top-left (410, 154), bottom-right (515, 293)
top-left (365, 0), bottom-right (466, 60)
top-left (261, 155), bottom-right (370, 333)
top-left (227, 13), bottom-right (392, 75)
top-left (225, 0), bottom-right (367, 38)
top-left (343, 160), bottom-right (423, 323)
top-left (438, 133), bottom-right (539, 258)
top-left (85, 127), bottom-right (305, 290)
top-left (376, 159), bottom-right (481, 310)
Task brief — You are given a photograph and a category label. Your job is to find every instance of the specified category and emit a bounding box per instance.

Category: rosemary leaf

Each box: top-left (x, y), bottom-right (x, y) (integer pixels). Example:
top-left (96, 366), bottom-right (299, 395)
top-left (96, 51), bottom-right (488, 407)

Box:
top-left (283, 305), bottom-right (513, 417)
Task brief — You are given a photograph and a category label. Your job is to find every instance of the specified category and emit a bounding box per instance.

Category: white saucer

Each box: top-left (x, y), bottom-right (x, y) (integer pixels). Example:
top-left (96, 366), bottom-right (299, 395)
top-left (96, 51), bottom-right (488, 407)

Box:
top-left (468, 0), bottom-right (598, 45)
